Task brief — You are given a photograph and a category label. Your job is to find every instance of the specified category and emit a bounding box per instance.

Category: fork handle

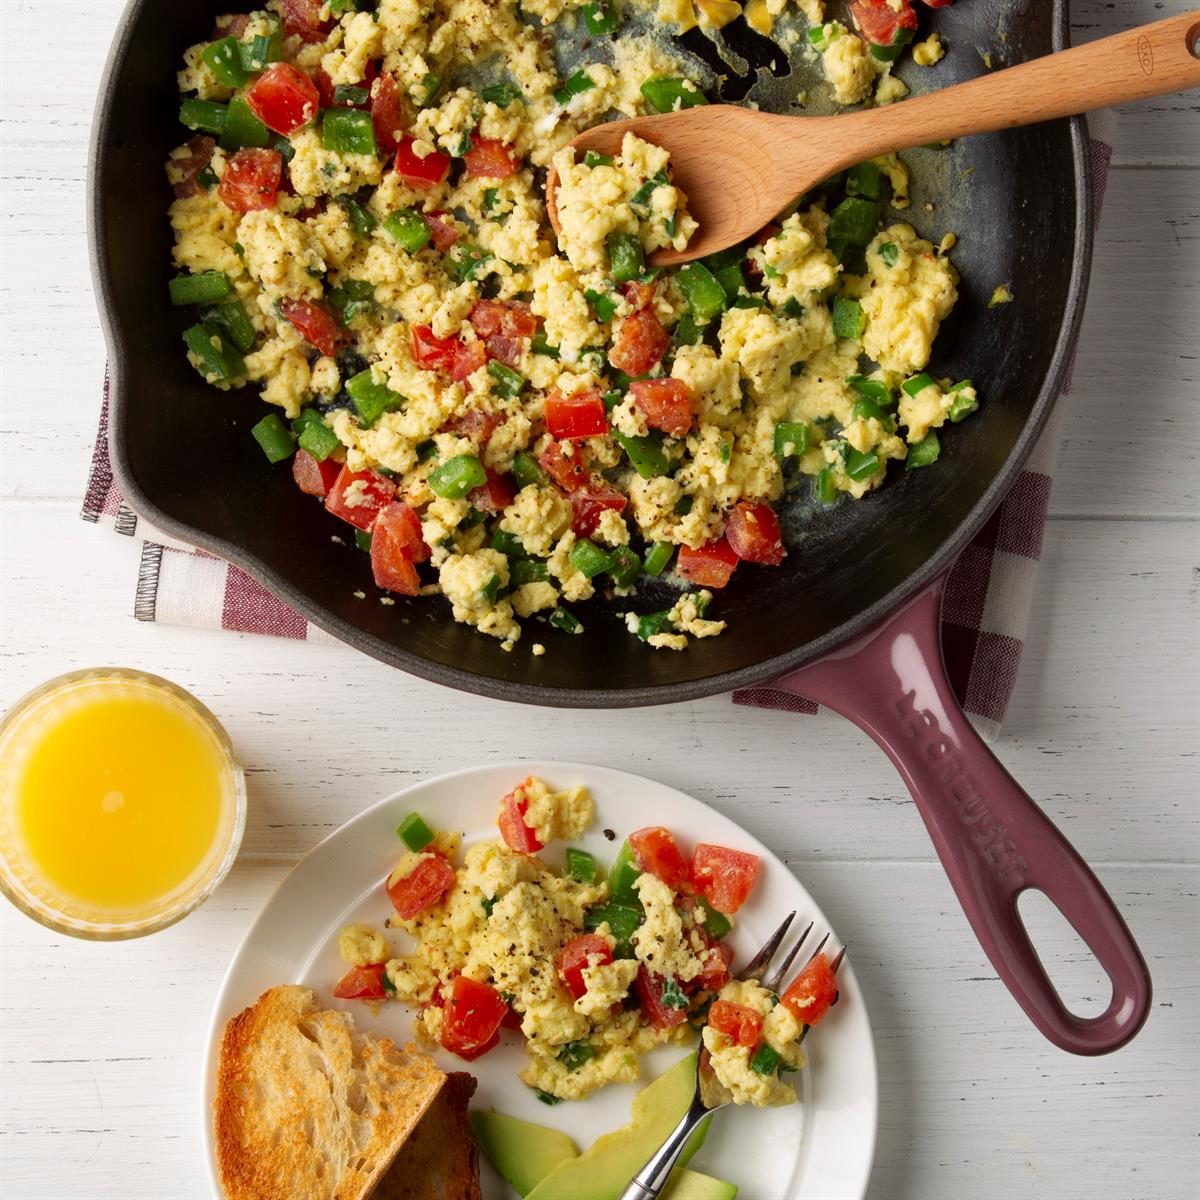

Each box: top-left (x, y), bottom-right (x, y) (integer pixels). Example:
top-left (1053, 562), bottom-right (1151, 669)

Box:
top-left (617, 1090), bottom-right (715, 1200)
top-left (772, 574), bottom-right (1152, 1056)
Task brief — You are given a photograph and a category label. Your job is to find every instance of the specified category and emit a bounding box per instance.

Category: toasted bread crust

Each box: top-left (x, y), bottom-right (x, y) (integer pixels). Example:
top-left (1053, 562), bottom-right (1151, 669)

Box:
top-left (214, 986), bottom-right (445, 1200)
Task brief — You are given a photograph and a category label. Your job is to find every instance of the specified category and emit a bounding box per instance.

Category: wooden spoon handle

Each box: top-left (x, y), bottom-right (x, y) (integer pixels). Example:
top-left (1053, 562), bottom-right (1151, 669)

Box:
top-left (827, 10), bottom-right (1200, 165)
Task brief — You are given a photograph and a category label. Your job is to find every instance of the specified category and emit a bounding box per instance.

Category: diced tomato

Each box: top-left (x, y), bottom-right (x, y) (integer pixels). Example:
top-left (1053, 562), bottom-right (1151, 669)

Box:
top-left (217, 148), bottom-right (283, 213)
top-left (545, 388), bottom-right (608, 440)
top-left (498, 782), bottom-right (545, 854)
top-left (214, 13), bottom-right (251, 37)
top-left (630, 378), bottom-right (694, 439)
top-left (395, 137), bottom-right (451, 188)
top-left (539, 441), bottom-right (588, 492)
top-left (629, 827), bottom-right (690, 891)
top-left (470, 299), bottom-right (537, 340)
top-left (463, 137), bottom-right (518, 180)
top-left (447, 407), bottom-right (506, 447)
top-left (278, 299), bottom-right (344, 357)
top-left (781, 952), bottom-right (839, 1027)
top-left (708, 1000), bottom-right (764, 1048)
top-left (325, 465), bottom-right (397, 531)
top-left (849, 0), bottom-right (918, 46)
top-left (725, 501), bottom-right (786, 566)
top-left (450, 339), bottom-right (488, 384)
top-left (280, 0), bottom-right (334, 41)
top-left (440, 976), bottom-right (510, 1060)
top-left (697, 940), bottom-right (734, 992)
top-left (691, 844), bottom-right (761, 915)
top-left (921, 0), bottom-right (954, 6)
top-left (370, 73), bottom-right (405, 156)
top-left (371, 502), bottom-right (427, 595)
top-left (425, 209), bottom-right (460, 251)
top-left (411, 324), bottom-right (459, 372)
top-left (292, 449), bottom-right (341, 497)
top-left (172, 134), bottom-right (216, 199)
top-left (634, 966), bottom-right (689, 1030)
top-left (311, 67), bottom-right (335, 109)
top-left (333, 963), bottom-right (388, 1001)
top-left (569, 485), bottom-right (627, 538)
top-left (386, 851), bottom-right (456, 919)
top-left (245, 63), bottom-right (320, 136)
top-left (469, 468), bottom-right (517, 514)
top-left (484, 335), bottom-right (522, 368)
top-left (620, 280), bottom-right (656, 311)
top-left (609, 307), bottom-right (670, 376)
top-left (555, 933), bottom-right (614, 1000)
top-left (501, 1005), bottom-right (524, 1031)
top-left (677, 538), bottom-right (738, 589)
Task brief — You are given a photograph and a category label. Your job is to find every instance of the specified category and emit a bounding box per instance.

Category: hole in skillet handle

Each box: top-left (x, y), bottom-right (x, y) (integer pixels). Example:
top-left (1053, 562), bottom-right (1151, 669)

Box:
top-left (1016, 889), bottom-right (1112, 1020)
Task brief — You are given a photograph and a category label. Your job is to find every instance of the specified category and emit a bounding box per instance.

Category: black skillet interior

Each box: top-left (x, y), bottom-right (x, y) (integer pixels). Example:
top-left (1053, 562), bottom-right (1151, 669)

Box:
top-left (92, 0), bottom-right (1088, 706)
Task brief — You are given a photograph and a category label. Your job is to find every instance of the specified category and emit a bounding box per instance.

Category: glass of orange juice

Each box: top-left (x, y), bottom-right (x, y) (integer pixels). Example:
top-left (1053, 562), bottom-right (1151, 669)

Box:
top-left (0, 668), bottom-right (245, 939)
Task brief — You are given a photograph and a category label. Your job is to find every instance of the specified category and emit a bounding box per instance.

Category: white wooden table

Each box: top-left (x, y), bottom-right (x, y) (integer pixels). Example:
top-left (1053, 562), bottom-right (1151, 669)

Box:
top-left (1, 2), bottom-right (1197, 1196)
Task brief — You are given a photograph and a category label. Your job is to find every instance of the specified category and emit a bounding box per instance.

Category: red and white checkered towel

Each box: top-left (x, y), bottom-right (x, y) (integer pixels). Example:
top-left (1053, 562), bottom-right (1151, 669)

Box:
top-left (82, 135), bottom-right (1114, 741)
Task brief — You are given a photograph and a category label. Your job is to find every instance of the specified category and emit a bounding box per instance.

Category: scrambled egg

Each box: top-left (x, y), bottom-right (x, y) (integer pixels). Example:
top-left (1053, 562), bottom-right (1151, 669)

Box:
top-left (169, 0), bottom-right (979, 650)
top-left (702, 979), bottom-right (804, 1107)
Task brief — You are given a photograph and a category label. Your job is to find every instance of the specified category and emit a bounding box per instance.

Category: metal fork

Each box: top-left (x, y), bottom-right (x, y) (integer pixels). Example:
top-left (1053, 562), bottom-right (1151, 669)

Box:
top-left (617, 913), bottom-right (845, 1200)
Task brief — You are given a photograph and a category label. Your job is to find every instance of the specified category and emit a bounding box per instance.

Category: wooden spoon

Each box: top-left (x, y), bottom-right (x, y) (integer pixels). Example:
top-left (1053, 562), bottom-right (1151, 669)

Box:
top-left (546, 10), bottom-right (1200, 265)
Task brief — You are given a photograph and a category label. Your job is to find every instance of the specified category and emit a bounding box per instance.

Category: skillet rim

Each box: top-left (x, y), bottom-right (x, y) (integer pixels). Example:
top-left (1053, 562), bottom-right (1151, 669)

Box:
top-left (88, 0), bottom-right (1092, 710)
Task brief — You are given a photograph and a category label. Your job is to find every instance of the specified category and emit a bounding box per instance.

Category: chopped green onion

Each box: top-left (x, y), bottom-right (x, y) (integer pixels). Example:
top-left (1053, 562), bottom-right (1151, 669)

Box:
top-left (183, 322), bottom-right (245, 382)
top-left (322, 108), bottom-right (377, 156)
top-left (292, 408), bottom-right (340, 460)
top-left (585, 288), bottom-right (619, 322)
top-left (676, 262), bottom-right (728, 323)
top-left (396, 811), bottom-right (435, 852)
top-left (250, 413), bottom-right (296, 463)
top-left (219, 95), bottom-right (270, 150)
top-left (852, 396), bottom-right (896, 430)
top-left (808, 22), bottom-right (838, 51)
top-left (482, 187), bottom-right (506, 218)
top-left (179, 98), bottom-right (228, 136)
top-left (695, 899), bottom-right (732, 939)
top-left (558, 1041), bottom-right (596, 1071)
top-left (906, 432), bottom-right (941, 469)
top-left (878, 241), bottom-right (899, 267)
top-left (346, 368), bottom-right (406, 426)
top-left (195, 164), bottom-right (219, 189)
top-left (490, 529), bottom-right (525, 557)
top-left (566, 848), bottom-right (599, 884)
top-left (549, 606), bottom-right (583, 634)
top-left (603, 390), bottom-right (622, 410)
top-left (846, 161), bottom-right (882, 201)
top-left (554, 70), bottom-right (595, 106)
top-left (199, 299), bottom-right (257, 353)
top-left (749, 1044), bottom-right (782, 1075)
top-left (948, 382), bottom-right (978, 422)
top-left (341, 196), bottom-right (377, 239)
top-left (901, 372), bottom-right (938, 398)
top-left (583, 150), bottom-right (613, 168)
top-left (843, 447), bottom-right (880, 481)
top-left (568, 538), bottom-right (613, 580)
top-left (447, 243), bottom-right (492, 282)
top-left (328, 278), bottom-right (376, 325)
top-left (533, 1088), bottom-right (562, 1106)
top-left (636, 611), bottom-right (673, 641)
top-left (615, 431), bottom-right (669, 479)
top-left (660, 977), bottom-right (689, 1009)
top-left (480, 82), bottom-right (523, 108)
top-left (642, 542), bottom-right (673, 577)
top-left (780, 297), bottom-right (805, 320)
top-left (411, 72), bottom-right (443, 108)
top-left (773, 421), bottom-right (810, 458)
top-left (584, 900), bottom-right (642, 953)
top-left (511, 559), bottom-right (549, 585)
top-left (333, 84), bottom-right (370, 107)
top-left (481, 573), bottom-right (501, 603)
top-left (429, 454), bottom-right (488, 499)
top-left (480, 894), bottom-right (497, 917)
top-left (815, 466), bottom-right (838, 505)
top-left (512, 451), bottom-right (547, 489)
top-left (238, 28), bottom-right (283, 72)
top-left (828, 197), bottom-right (882, 248)
top-left (583, 0), bottom-right (621, 35)
top-left (673, 495), bottom-right (693, 516)
top-left (202, 37), bottom-right (251, 89)
top-left (608, 545), bottom-right (642, 588)
top-left (487, 361), bottom-right (526, 398)
top-left (640, 77), bottom-right (707, 114)
top-left (629, 171), bottom-right (668, 214)
top-left (450, 131), bottom-right (473, 158)
top-left (832, 297), bottom-right (866, 340)
top-left (531, 331), bottom-right (560, 358)
top-left (606, 232), bottom-right (644, 284)
top-left (847, 375), bottom-right (894, 406)
top-left (169, 270), bottom-right (232, 306)
top-left (671, 313), bottom-right (702, 347)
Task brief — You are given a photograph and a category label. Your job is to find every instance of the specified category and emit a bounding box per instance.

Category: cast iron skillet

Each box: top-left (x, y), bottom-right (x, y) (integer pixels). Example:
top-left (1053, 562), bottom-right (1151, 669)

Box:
top-left (90, 0), bottom-right (1152, 1055)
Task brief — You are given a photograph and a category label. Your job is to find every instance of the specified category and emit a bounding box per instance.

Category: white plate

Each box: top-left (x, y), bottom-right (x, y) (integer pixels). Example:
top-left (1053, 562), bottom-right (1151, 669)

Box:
top-left (201, 761), bottom-right (878, 1199)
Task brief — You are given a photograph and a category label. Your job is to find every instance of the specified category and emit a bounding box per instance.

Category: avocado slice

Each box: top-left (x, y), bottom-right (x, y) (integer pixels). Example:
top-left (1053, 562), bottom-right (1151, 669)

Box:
top-left (469, 1110), bottom-right (578, 1197)
top-left (525, 1054), bottom-right (714, 1200)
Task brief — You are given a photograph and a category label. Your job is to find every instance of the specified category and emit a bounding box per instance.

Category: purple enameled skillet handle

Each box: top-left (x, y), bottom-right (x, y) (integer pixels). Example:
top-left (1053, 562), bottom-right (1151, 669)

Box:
top-left (773, 575), bottom-right (1152, 1055)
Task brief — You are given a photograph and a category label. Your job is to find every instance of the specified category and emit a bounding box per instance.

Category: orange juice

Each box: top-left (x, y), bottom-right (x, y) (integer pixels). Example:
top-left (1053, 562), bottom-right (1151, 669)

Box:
top-left (0, 670), bottom-right (245, 938)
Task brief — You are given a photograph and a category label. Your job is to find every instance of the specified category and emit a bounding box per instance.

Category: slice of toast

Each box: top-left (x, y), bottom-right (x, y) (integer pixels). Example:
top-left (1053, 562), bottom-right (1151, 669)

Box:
top-left (214, 985), bottom-right (446, 1200)
top-left (372, 1071), bottom-right (483, 1200)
